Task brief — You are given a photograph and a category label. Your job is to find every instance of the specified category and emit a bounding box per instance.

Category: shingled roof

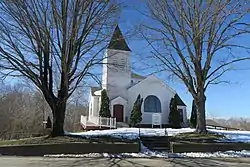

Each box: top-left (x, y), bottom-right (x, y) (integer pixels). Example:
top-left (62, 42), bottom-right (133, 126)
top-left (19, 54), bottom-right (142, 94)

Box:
top-left (107, 25), bottom-right (131, 51)
top-left (131, 72), bottom-right (146, 79)
top-left (176, 94), bottom-right (186, 106)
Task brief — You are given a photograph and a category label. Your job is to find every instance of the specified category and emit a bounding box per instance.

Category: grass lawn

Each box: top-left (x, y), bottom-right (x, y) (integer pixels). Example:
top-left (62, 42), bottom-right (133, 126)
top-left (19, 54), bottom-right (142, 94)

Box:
top-left (170, 132), bottom-right (225, 143)
top-left (0, 135), bottom-right (138, 146)
top-left (0, 136), bottom-right (90, 146)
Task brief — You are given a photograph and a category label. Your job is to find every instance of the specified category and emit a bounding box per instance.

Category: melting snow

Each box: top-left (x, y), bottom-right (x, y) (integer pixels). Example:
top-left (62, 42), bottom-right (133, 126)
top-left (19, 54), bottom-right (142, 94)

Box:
top-left (44, 150), bottom-right (250, 158)
top-left (50, 128), bottom-right (250, 158)
top-left (68, 128), bottom-right (195, 140)
top-left (68, 127), bottom-right (250, 143)
top-left (209, 129), bottom-right (250, 143)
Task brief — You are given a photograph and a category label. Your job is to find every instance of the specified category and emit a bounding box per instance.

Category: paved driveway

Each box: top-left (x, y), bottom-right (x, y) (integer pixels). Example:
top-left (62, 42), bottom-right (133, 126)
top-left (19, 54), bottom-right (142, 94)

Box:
top-left (1, 156), bottom-right (250, 167)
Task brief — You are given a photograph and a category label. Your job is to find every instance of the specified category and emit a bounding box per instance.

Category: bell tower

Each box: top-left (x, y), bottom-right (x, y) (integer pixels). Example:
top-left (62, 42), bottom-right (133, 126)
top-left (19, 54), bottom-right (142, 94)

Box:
top-left (102, 25), bottom-right (131, 100)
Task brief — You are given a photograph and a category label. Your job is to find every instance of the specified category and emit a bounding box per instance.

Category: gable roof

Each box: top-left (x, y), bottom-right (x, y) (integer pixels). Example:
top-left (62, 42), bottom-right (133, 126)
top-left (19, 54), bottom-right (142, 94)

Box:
top-left (110, 96), bottom-right (127, 102)
top-left (107, 25), bottom-right (131, 51)
top-left (128, 75), bottom-right (186, 106)
top-left (90, 87), bottom-right (101, 96)
top-left (128, 75), bottom-right (176, 94)
top-left (131, 72), bottom-right (146, 79)
top-left (175, 94), bottom-right (186, 106)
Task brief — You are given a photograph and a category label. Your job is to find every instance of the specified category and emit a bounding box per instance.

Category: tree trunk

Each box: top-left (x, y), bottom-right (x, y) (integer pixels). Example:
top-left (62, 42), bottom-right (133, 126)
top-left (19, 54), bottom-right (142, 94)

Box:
top-left (50, 102), bottom-right (66, 137)
top-left (195, 90), bottom-right (207, 134)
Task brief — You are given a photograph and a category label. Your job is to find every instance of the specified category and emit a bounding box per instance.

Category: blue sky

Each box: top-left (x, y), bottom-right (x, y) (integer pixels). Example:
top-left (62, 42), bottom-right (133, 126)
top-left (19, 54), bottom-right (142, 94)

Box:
top-left (117, 0), bottom-right (250, 119)
top-left (4, 1), bottom-right (250, 119)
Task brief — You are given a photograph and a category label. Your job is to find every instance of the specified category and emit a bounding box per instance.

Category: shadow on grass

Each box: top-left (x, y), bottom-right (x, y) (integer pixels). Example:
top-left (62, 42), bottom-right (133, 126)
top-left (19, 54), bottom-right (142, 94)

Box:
top-left (0, 133), bottom-right (138, 146)
top-left (65, 133), bottom-right (139, 144)
top-left (170, 131), bottom-right (226, 143)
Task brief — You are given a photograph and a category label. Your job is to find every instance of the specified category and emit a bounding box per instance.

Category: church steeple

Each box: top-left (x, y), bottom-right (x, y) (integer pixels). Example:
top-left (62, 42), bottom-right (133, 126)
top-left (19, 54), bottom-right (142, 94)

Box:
top-left (107, 25), bottom-right (131, 51)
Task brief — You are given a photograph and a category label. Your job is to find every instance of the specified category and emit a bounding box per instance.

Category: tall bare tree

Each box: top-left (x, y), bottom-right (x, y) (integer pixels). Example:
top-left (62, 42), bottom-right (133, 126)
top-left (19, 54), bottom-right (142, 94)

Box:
top-left (0, 0), bottom-right (120, 136)
top-left (141, 0), bottom-right (250, 133)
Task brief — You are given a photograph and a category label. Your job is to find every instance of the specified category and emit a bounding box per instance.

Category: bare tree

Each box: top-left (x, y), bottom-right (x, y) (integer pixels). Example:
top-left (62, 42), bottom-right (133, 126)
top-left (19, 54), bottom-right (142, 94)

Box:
top-left (0, 84), bottom-right (45, 139)
top-left (0, 0), bottom-right (120, 136)
top-left (141, 0), bottom-right (250, 133)
top-left (0, 82), bottom-right (89, 139)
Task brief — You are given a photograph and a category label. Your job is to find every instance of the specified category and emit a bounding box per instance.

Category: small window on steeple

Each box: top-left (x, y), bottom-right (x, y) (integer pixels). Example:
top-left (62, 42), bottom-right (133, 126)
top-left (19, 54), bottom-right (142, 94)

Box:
top-left (121, 57), bottom-right (126, 64)
top-left (120, 57), bottom-right (126, 70)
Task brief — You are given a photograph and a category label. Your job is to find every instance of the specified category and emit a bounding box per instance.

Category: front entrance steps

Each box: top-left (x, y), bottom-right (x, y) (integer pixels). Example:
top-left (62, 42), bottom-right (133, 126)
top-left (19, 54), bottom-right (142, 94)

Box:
top-left (140, 136), bottom-right (170, 152)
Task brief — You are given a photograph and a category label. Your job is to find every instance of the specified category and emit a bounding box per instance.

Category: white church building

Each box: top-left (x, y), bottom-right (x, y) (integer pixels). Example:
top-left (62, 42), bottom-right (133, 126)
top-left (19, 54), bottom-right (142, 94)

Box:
top-left (83, 25), bottom-right (188, 129)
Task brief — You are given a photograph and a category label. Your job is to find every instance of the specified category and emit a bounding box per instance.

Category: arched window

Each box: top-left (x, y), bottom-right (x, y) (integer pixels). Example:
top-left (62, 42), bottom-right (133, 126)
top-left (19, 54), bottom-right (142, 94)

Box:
top-left (144, 95), bottom-right (161, 113)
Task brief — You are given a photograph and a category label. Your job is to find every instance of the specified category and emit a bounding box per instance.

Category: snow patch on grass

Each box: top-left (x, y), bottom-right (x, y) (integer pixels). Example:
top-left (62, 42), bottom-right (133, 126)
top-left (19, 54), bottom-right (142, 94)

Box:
top-left (209, 129), bottom-right (250, 143)
top-left (55, 128), bottom-right (250, 158)
top-left (69, 128), bottom-right (250, 143)
top-left (44, 150), bottom-right (250, 158)
top-left (44, 141), bottom-right (250, 158)
top-left (68, 128), bottom-right (194, 140)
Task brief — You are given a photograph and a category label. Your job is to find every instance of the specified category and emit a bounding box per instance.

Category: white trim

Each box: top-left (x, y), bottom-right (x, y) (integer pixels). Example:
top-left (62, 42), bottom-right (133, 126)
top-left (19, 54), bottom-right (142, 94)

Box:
top-left (81, 115), bottom-right (116, 129)
top-left (128, 75), bottom-right (176, 95)
top-left (110, 96), bottom-right (127, 102)
top-left (177, 106), bottom-right (188, 127)
top-left (106, 48), bottom-right (131, 54)
top-left (94, 90), bottom-right (102, 96)
top-left (110, 96), bottom-right (127, 122)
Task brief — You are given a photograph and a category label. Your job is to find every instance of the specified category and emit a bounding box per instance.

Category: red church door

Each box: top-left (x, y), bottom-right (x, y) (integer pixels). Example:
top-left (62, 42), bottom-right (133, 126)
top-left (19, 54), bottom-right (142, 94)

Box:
top-left (113, 104), bottom-right (124, 122)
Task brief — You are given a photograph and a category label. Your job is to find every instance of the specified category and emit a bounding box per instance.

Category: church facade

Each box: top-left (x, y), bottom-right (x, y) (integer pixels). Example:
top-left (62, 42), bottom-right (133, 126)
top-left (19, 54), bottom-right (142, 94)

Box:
top-left (88, 25), bottom-right (188, 127)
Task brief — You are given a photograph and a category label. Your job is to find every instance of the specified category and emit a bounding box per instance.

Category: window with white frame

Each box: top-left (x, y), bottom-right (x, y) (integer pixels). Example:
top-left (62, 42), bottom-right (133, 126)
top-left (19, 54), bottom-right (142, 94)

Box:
top-left (144, 95), bottom-right (161, 113)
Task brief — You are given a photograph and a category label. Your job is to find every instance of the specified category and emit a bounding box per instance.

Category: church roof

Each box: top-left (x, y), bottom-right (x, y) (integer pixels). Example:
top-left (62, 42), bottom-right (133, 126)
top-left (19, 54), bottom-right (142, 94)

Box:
top-left (107, 25), bottom-right (131, 51)
top-left (110, 96), bottom-right (127, 102)
top-left (131, 72), bottom-right (146, 79)
top-left (128, 75), bottom-right (175, 93)
top-left (90, 87), bottom-right (101, 96)
top-left (176, 94), bottom-right (186, 106)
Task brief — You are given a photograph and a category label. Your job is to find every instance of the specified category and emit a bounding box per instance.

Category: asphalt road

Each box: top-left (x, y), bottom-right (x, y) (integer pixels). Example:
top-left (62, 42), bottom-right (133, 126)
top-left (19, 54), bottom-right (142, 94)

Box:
top-left (1, 156), bottom-right (250, 167)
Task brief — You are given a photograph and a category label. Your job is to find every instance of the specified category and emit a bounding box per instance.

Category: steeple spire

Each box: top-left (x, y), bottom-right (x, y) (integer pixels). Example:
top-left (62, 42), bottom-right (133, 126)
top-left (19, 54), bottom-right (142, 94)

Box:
top-left (107, 25), bottom-right (131, 51)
